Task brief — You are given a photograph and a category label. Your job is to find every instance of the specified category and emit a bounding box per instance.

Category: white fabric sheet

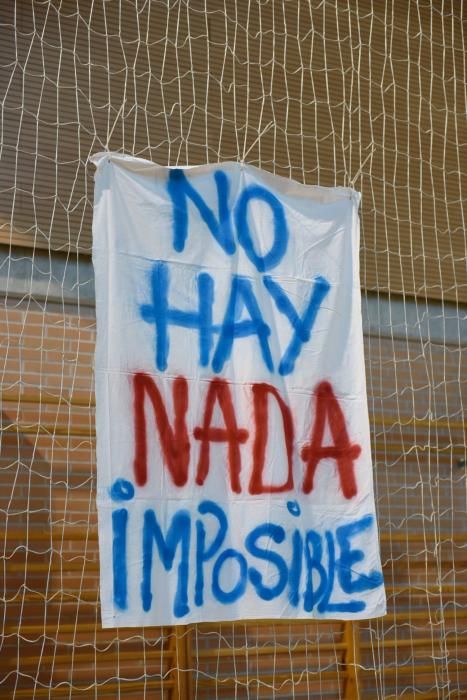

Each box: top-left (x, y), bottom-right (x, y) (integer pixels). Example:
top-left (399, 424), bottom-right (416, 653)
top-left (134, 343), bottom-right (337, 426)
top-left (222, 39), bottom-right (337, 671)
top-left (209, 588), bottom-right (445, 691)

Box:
top-left (91, 153), bottom-right (386, 627)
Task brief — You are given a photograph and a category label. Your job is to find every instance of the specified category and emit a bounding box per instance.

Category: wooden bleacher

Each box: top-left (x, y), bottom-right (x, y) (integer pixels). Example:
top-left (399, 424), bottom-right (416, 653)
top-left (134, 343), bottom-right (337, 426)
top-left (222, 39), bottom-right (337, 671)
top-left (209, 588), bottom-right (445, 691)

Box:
top-left (1, 386), bottom-right (466, 698)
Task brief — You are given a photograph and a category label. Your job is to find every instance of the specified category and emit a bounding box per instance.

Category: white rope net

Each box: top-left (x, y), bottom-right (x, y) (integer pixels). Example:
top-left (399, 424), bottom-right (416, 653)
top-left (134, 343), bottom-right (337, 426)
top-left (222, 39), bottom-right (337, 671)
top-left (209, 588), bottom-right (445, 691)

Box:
top-left (0, 1), bottom-right (466, 698)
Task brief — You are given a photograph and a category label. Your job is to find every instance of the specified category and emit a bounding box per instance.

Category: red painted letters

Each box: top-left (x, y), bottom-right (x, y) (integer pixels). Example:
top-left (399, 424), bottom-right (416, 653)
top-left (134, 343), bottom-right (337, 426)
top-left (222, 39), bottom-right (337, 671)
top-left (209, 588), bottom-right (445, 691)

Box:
top-left (132, 374), bottom-right (360, 497)
top-left (249, 383), bottom-right (294, 494)
top-left (193, 378), bottom-right (249, 493)
top-left (133, 372), bottom-right (190, 487)
top-left (301, 381), bottom-right (360, 498)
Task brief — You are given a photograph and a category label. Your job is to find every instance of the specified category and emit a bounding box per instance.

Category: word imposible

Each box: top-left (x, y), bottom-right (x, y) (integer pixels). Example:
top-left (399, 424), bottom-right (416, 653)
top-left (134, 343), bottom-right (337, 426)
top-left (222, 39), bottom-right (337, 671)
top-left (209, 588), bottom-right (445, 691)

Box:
top-left (132, 373), bottom-right (361, 498)
top-left (110, 493), bottom-right (384, 618)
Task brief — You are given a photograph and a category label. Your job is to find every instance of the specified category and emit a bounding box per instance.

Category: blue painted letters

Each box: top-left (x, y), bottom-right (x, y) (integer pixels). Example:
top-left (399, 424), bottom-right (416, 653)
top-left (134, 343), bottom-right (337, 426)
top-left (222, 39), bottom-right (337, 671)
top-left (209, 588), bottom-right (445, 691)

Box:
top-left (195, 500), bottom-right (228, 606)
top-left (235, 184), bottom-right (289, 271)
top-left (141, 262), bottom-right (330, 374)
top-left (336, 515), bottom-right (384, 594)
top-left (167, 169), bottom-right (234, 255)
top-left (245, 523), bottom-right (288, 601)
top-left (119, 501), bottom-right (383, 618)
top-left (112, 508), bottom-right (128, 610)
top-left (167, 170), bottom-right (289, 272)
top-left (212, 549), bottom-right (248, 604)
top-left (141, 508), bottom-right (191, 618)
top-left (263, 275), bottom-right (331, 375)
top-left (212, 276), bottom-right (273, 373)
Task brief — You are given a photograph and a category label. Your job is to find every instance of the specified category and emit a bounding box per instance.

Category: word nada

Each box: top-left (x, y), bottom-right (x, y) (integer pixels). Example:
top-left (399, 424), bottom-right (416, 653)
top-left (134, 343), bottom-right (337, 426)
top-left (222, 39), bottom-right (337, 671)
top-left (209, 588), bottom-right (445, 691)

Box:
top-left (132, 373), bottom-right (362, 498)
top-left (111, 495), bottom-right (384, 619)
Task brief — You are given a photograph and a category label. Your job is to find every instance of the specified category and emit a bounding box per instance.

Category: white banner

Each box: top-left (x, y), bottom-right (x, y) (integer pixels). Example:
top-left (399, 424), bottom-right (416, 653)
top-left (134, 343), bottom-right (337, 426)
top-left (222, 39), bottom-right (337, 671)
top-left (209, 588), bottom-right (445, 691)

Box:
top-left (91, 153), bottom-right (386, 627)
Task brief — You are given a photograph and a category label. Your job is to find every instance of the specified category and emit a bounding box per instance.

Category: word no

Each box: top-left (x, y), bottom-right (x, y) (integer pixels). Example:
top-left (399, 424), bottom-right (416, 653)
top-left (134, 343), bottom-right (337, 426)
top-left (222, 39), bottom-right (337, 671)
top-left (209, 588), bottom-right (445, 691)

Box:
top-left (167, 168), bottom-right (289, 271)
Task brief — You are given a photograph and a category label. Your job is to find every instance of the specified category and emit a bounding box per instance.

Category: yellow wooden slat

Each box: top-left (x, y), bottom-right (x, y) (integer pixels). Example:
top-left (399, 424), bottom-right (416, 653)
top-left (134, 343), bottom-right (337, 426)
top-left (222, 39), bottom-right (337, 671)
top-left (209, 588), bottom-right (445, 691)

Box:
top-left (4, 527), bottom-right (467, 545)
top-left (9, 679), bottom-right (175, 698)
top-left (178, 661), bottom-right (454, 691)
top-left (0, 423), bottom-right (94, 437)
top-left (1, 393), bottom-right (465, 434)
top-left (6, 552), bottom-right (466, 576)
top-left (5, 608), bottom-right (467, 639)
top-left (7, 634), bottom-right (466, 672)
top-left (3, 649), bottom-right (170, 667)
top-left (360, 636), bottom-right (467, 650)
top-left (193, 669), bottom-right (347, 688)
top-left (6, 582), bottom-right (467, 607)
top-left (195, 608), bottom-right (467, 633)
top-left (194, 641), bottom-right (347, 659)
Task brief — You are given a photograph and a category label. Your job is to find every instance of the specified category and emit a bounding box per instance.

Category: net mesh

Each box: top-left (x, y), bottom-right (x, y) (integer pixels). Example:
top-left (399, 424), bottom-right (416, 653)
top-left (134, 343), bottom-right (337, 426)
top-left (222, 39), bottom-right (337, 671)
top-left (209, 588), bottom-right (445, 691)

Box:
top-left (0, 0), bottom-right (466, 697)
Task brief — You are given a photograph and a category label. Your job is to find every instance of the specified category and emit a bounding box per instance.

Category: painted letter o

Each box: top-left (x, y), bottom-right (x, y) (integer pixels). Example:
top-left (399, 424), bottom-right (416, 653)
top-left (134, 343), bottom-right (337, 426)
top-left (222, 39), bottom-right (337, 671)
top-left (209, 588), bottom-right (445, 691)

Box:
top-left (235, 185), bottom-right (289, 272)
top-left (212, 548), bottom-right (248, 604)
